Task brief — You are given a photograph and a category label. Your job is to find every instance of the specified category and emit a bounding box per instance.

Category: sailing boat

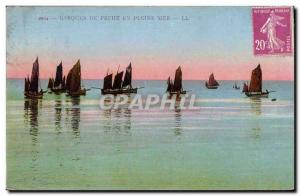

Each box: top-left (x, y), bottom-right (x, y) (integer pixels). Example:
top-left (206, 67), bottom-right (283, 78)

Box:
top-left (24, 57), bottom-right (44, 99)
top-left (166, 66), bottom-right (186, 95)
top-left (244, 64), bottom-right (269, 97)
top-left (101, 63), bottom-right (138, 95)
top-left (233, 82), bottom-right (240, 90)
top-left (242, 82), bottom-right (249, 93)
top-left (47, 77), bottom-right (54, 90)
top-left (101, 72), bottom-right (113, 94)
top-left (66, 59), bottom-right (87, 96)
top-left (51, 62), bottom-right (66, 93)
top-left (205, 73), bottom-right (219, 89)
top-left (167, 77), bottom-right (173, 92)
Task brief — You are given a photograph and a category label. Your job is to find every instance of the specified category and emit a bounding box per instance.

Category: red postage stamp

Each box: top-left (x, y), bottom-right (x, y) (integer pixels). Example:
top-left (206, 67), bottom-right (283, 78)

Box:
top-left (252, 7), bottom-right (293, 55)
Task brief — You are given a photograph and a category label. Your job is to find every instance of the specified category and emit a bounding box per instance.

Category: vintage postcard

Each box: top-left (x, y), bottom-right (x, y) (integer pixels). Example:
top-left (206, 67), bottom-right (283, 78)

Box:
top-left (6, 6), bottom-right (295, 191)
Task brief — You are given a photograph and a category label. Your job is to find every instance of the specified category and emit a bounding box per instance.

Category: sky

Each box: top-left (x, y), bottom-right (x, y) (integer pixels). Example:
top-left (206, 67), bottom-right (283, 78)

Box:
top-left (6, 6), bottom-right (294, 80)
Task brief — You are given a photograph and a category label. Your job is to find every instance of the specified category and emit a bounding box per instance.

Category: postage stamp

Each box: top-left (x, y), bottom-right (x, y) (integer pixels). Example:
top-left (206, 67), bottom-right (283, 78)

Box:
top-left (252, 7), bottom-right (292, 55)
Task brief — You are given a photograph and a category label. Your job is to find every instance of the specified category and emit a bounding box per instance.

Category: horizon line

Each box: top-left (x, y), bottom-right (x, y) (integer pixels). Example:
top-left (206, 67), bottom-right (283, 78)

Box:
top-left (6, 77), bottom-right (294, 81)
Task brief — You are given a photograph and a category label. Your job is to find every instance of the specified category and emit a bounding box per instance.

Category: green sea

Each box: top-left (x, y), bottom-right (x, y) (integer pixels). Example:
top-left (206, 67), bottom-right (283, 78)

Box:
top-left (6, 79), bottom-right (294, 190)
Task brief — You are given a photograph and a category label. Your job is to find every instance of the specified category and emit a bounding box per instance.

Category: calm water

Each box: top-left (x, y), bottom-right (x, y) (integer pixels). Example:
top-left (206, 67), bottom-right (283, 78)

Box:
top-left (7, 79), bottom-right (294, 190)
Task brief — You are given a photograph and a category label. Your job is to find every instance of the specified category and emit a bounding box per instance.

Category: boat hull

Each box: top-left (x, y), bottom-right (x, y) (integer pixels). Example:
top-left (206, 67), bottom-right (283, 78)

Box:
top-left (101, 88), bottom-right (138, 95)
top-left (24, 91), bottom-right (43, 99)
top-left (50, 88), bottom-right (66, 94)
top-left (245, 92), bottom-right (269, 98)
top-left (205, 85), bottom-right (218, 89)
top-left (67, 89), bottom-right (86, 97)
top-left (205, 82), bottom-right (219, 89)
top-left (168, 90), bottom-right (187, 95)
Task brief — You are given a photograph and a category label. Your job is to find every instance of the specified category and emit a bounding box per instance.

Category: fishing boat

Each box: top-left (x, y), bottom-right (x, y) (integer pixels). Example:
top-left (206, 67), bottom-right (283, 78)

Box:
top-left (233, 82), bottom-right (240, 90)
top-left (24, 57), bottom-right (44, 99)
top-left (47, 77), bottom-right (54, 90)
top-left (101, 63), bottom-right (138, 95)
top-left (166, 66), bottom-right (186, 95)
top-left (205, 73), bottom-right (219, 89)
top-left (66, 59), bottom-right (87, 97)
top-left (244, 64), bottom-right (269, 98)
top-left (51, 62), bottom-right (66, 94)
top-left (242, 82), bottom-right (249, 93)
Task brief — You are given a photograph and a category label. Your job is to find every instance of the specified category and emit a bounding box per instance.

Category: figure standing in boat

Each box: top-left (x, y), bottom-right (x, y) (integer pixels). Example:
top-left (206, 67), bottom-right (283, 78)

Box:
top-left (205, 73), bottom-right (219, 89)
top-left (166, 66), bottom-right (186, 95)
top-left (24, 57), bottom-right (44, 99)
top-left (101, 63), bottom-right (138, 95)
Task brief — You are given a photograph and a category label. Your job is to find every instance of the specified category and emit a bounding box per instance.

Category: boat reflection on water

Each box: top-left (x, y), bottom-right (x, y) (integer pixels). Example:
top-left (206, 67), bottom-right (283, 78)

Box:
top-left (65, 97), bottom-right (81, 138)
top-left (103, 108), bottom-right (112, 131)
top-left (24, 99), bottom-right (41, 175)
top-left (167, 94), bottom-right (183, 136)
top-left (101, 95), bottom-right (132, 135)
top-left (64, 97), bottom-right (81, 162)
top-left (123, 107), bottom-right (132, 131)
top-left (249, 97), bottom-right (262, 139)
top-left (174, 98), bottom-right (182, 136)
top-left (249, 97), bottom-right (262, 115)
top-left (101, 95), bottom-right (133, 154)
top-left (54, 98), bottom-right (62, 133)
top-left (24, 99), bottom-right (40, 144)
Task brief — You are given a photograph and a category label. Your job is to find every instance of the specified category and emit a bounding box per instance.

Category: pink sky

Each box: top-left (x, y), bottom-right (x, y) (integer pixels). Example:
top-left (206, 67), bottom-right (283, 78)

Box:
top-left (6, 7), bottom-right (294, 81)
top-left (7, 55), bottom-right (294, 81)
